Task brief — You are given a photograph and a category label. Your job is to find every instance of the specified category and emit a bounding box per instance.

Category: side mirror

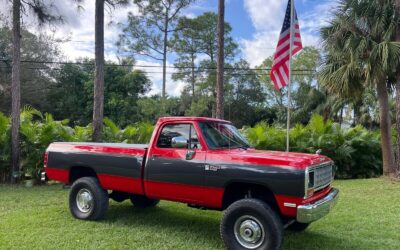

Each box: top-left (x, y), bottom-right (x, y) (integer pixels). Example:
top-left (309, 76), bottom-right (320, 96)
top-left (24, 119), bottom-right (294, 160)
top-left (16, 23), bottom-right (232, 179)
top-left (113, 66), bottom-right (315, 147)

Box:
top-left (171, 136), bottom-right (188, 148)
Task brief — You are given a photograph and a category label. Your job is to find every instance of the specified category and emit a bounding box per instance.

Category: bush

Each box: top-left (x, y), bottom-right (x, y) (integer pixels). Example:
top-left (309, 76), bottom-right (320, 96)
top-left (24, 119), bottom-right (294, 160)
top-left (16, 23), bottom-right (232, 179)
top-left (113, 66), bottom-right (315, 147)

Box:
top-left (102, 117), bottom-right (153, 144)
top-left (244, 115), bottom-right (382, 179)
top-left (0, 111), bottom-right (384, 183)
top-left (0, 107), bottom-right (154, 183)
top-left (19, 107), bottom-right (78, 181)
top-left (0, 112), bottom-right (10, 182)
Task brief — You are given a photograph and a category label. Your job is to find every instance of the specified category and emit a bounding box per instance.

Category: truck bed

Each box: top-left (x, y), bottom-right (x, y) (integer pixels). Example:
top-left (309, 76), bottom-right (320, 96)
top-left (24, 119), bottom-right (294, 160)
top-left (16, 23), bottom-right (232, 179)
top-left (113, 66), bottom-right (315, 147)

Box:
top-left (54, 142), bottom-right (148, 149)
top-left (45, 142), bottom-right (148, 194)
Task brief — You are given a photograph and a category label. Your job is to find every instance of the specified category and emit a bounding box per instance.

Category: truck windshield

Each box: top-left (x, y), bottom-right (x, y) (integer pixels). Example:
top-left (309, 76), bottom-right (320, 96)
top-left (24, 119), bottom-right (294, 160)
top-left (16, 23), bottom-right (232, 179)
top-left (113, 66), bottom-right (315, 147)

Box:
top-left (199, 122), bottom-right (250, 149)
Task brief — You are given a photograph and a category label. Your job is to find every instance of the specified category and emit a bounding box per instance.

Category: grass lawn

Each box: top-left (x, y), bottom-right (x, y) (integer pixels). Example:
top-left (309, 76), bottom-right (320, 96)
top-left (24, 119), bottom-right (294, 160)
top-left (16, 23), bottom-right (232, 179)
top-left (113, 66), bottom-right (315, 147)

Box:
top-left (0, 178), bottom-right (399, 250)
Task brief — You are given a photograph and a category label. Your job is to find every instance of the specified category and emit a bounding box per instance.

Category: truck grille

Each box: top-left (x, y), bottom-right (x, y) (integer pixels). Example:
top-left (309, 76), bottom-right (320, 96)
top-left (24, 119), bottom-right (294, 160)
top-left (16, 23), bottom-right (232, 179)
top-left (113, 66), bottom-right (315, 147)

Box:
top-left (310, 162), bottom-right (333, 190)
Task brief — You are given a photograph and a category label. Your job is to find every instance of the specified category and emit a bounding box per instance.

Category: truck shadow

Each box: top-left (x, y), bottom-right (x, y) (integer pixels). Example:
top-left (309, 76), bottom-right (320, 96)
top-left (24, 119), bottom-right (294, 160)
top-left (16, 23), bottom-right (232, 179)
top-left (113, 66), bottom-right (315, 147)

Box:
top-left (102, 201), bottom-right (357, 250)
top-left (283, 231), bottom-right (359, 250)
top-left (103, 201), bottom-right (224, 247)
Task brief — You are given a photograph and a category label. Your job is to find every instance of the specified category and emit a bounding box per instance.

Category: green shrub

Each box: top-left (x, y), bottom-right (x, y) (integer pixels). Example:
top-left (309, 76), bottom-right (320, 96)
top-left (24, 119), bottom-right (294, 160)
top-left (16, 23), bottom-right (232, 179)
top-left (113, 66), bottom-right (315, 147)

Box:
top-left (103, 117), bottom-right (153, 143)
top-left (0, 112), bottom-right (10, 182)
top-left (0, 108), bottom-right (154, 183)
top-left (0, 110), bottom-right (385, 183)
top-left (19, 107), bottom-right (75, 181)
top-left (244, 115), bottom-right (382, 179)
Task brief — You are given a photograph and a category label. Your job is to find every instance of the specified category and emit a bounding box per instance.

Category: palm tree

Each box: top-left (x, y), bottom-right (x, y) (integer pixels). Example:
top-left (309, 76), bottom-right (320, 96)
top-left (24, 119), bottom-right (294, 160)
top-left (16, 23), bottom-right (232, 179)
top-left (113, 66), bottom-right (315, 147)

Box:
top-left (292, 86), bottom-right (347, 125)
top-left (319, 0), bottom-right (400, 176)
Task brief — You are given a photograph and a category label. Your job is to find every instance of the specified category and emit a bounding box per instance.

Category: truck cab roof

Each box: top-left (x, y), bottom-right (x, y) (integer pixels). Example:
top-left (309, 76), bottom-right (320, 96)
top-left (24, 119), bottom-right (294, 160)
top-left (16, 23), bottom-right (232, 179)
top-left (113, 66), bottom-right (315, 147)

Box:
top-left (158, 116), bottom-right (231, 124)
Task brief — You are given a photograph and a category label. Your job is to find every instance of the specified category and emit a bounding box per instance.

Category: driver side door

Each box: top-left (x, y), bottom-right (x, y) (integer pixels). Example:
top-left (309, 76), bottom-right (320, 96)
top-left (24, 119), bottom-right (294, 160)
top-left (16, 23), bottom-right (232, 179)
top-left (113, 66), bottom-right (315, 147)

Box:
top-left (144, 122), bottom-right (206, 205)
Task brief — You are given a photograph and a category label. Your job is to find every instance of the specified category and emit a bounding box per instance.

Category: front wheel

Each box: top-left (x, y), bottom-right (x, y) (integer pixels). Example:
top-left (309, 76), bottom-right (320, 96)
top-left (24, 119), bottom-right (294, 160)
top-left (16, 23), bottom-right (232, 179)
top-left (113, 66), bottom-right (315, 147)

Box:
top-left (220, 199), bottom-right (283, 250)
top-left (69, 177), bottom-right (109, 220)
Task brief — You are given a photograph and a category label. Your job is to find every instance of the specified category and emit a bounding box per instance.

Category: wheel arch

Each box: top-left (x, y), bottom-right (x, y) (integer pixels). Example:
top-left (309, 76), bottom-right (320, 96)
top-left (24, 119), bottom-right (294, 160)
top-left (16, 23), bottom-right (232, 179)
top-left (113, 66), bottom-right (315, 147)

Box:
top-left (69, 166), bottom-right (98, 184)
top-left (221, 181), bottom-right (280, 213)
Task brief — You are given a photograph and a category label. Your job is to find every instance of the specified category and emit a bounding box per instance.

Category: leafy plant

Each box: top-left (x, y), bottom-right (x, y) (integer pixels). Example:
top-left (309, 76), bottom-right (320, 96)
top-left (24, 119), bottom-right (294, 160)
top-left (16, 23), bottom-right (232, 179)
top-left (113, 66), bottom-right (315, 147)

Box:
top-left (0, 110), bottom-right (384, 183)
top-left (103, 117), bottom-right (153, 143)
top-left (244, 115), bottom-right (383, 179)
top-left (19, 108), bottom-right (74, 181)
top-left (0, 112), bottom-right (10, 182)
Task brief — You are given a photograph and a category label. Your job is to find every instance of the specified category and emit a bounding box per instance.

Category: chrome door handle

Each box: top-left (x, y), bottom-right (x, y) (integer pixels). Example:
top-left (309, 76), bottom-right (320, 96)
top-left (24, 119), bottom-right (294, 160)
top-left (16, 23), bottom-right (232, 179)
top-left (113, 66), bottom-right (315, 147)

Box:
top-left (186, 150), bottom-right (196, 160)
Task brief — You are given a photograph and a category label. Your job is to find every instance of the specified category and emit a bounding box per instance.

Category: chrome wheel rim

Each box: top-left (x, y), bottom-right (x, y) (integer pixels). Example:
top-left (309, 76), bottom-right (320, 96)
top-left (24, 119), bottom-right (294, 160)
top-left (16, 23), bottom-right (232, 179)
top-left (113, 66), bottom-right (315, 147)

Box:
top-left (76, 188), bottom-right (93, 213)
top-left (234, 215), bottom-right (265, 249)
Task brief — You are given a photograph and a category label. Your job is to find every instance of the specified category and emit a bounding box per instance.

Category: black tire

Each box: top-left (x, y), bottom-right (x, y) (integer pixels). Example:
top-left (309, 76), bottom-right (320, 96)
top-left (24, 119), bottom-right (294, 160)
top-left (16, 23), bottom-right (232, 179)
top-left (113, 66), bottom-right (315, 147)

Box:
top-left (69, 177), bottom-right (109, 220)
top-left (286, 222), bottom-right (310, 232)
top-left (130, 194), bottom-right (159, 208)
top-left (220, 199), bottom-right (283, 250)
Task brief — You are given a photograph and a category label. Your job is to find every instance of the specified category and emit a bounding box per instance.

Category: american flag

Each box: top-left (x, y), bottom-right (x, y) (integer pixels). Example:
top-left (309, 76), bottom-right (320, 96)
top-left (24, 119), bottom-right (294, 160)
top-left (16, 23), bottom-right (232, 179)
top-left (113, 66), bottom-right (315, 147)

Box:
top-left (270, 0), bottom-right (302, 90)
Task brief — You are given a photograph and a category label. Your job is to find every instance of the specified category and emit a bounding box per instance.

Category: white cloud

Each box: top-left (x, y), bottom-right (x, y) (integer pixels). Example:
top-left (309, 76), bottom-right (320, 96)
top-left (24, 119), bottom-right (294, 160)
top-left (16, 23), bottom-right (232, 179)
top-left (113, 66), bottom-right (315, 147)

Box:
top-left (243, 0), bottom-right (286, 31)
top-left (301, 2), bottom-right (336, 32)
top-left (241, 0), bottom-right (334, 67)
top-left (0, 0), bottom-right (139, 61)
top-left (239, 31), bottom-right (279, 67)
top-left (52, 1), bottom-right (139, 61)
top-left (134, 60), bottom-right (185, 97)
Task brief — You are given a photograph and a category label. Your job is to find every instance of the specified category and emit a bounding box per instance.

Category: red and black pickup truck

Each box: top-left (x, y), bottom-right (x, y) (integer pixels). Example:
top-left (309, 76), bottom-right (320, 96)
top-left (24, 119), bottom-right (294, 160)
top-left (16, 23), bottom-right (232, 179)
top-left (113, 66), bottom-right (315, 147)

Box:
top-left (43, 117), bottom-right (339, 250)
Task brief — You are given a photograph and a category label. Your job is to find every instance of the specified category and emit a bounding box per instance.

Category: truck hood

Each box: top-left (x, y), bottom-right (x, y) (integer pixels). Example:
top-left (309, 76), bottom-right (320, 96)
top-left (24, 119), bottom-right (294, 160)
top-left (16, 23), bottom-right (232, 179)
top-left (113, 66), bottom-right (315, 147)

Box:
top-left (211, 148), bottom-right (331, 170)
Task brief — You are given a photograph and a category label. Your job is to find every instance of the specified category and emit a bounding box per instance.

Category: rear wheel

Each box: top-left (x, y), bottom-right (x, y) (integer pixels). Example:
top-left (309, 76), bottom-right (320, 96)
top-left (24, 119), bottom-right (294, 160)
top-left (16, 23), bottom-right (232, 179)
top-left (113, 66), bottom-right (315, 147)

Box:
top-left (130, 194), bottom-right (159, 208)
top-left (69, 177), bottom-right (109, 220)
top-left (220, 198), bottom-right (283, 250)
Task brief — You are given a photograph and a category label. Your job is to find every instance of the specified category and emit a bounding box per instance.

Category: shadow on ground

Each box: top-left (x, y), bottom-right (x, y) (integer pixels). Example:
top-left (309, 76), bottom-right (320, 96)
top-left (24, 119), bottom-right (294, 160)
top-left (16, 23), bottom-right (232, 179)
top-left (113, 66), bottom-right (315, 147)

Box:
top-left (99, 201), bottom-right (355, 250)
top-left (284, 230), bottom-right (359, 250)
top-left (106, 202), bottom-right (221, 236)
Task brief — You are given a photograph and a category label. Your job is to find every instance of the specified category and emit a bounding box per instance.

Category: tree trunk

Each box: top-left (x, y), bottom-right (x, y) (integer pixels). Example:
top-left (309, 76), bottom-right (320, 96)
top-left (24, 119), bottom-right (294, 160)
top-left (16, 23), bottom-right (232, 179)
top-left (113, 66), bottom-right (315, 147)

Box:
top-left (92, 0), bottom-right (105, 142)
top-left (352, 99), bottom-right (362, 126)
top-left (394, 0), bottom-right (400, 176)
top-left (191, 53), bottom-right (195, 99)
top-left (162, 9), bottom-right (169, 99)
top-left (11, 0), bottom-right (21, 184)
top-left (339, 106), bottom-right (343, 129)
top-left (395, 80), bottom-right (400, 175)
top-left (376, 80), bottom-right (395, 176)
top-left (215, 0), bottom-right (225, 119)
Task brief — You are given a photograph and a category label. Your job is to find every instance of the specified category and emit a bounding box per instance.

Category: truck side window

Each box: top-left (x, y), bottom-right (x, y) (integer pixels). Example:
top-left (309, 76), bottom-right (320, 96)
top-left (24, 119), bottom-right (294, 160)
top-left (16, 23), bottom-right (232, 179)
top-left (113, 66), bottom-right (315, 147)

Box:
top-left (157, 124), bottom-right (201, 149)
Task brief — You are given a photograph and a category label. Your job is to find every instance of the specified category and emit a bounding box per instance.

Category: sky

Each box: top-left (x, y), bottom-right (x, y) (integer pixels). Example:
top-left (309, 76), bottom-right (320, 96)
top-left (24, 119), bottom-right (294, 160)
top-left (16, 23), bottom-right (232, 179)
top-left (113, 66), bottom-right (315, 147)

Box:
top-left (0, 0), bottom-right (336, 96)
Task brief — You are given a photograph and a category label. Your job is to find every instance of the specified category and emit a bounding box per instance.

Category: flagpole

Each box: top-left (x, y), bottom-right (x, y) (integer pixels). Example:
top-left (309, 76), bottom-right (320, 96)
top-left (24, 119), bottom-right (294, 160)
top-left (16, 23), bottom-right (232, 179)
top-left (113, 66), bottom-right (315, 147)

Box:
top-left (286, 0), bottom-right (294, 152)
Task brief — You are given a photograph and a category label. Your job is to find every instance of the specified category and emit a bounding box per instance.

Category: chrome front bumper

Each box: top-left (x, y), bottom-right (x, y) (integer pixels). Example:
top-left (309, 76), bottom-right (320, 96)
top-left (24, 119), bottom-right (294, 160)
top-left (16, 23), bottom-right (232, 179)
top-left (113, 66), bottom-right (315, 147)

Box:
top-left (297, 188), bottom-right (339, 223)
